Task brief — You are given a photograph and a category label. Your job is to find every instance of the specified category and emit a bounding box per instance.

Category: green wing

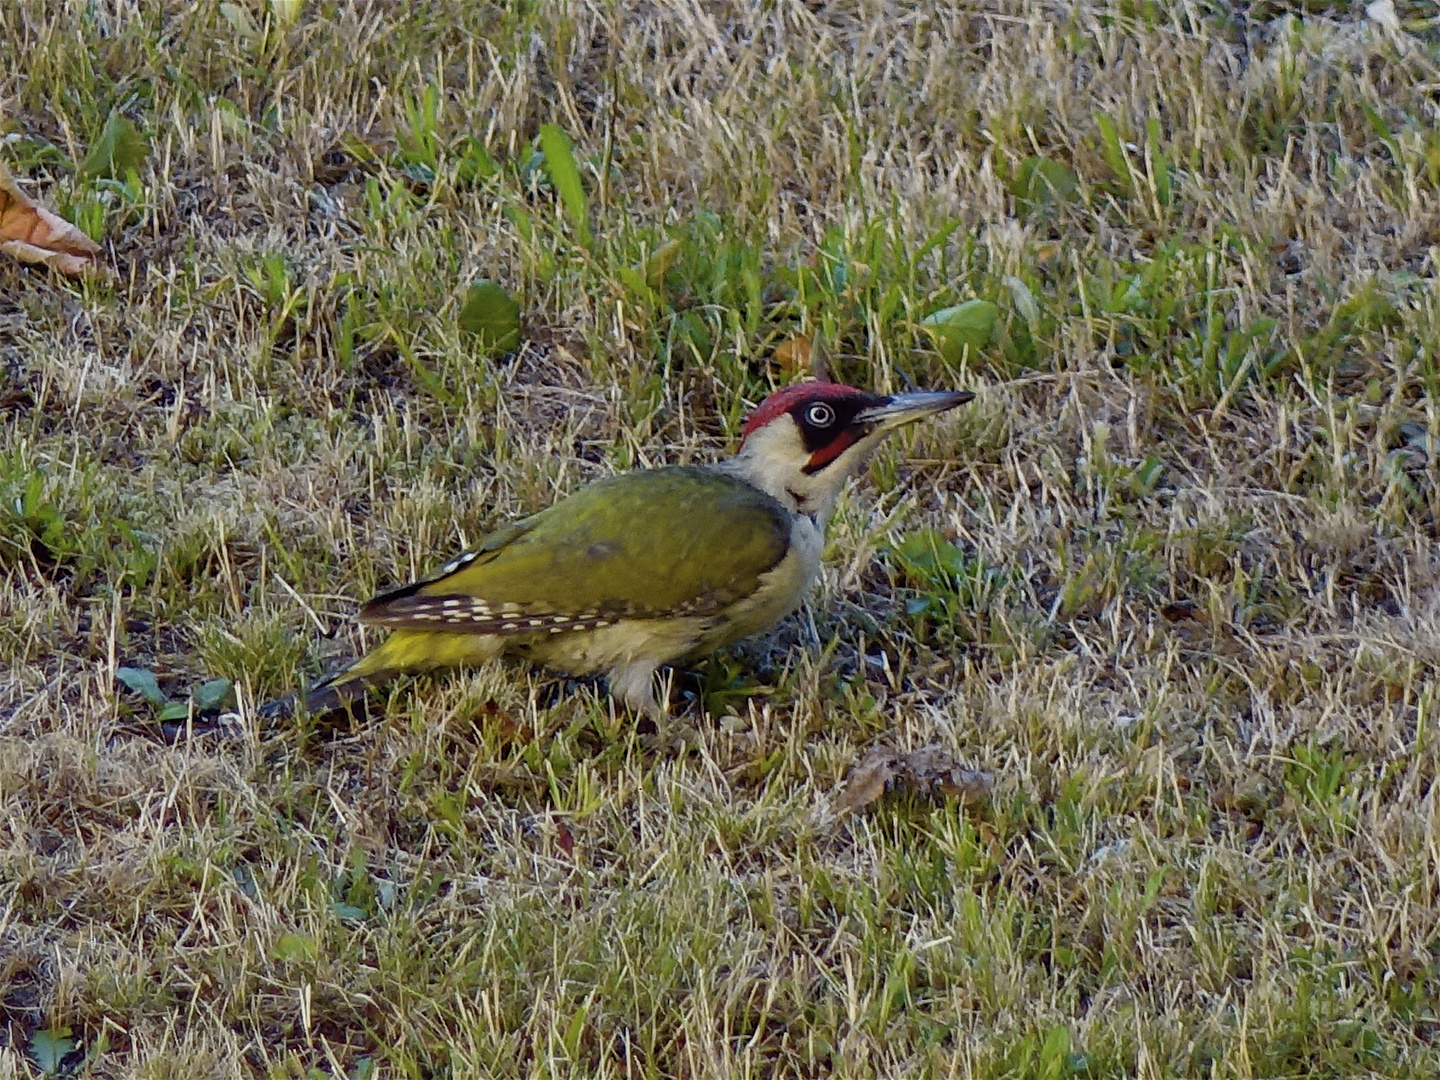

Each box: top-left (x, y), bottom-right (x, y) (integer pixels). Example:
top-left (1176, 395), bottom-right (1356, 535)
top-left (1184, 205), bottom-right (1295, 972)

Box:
top-left (359, 467), bottom-right (792, 631)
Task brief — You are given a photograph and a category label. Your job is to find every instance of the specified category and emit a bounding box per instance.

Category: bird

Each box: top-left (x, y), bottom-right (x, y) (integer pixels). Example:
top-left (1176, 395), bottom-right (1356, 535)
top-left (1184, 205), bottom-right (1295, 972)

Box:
top-left (264, 381), bottom-right (973, 722)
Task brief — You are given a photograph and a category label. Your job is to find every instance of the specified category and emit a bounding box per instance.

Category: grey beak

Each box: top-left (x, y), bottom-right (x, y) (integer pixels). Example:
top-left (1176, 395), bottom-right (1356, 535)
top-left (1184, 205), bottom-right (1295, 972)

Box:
top-left (855, 389), bottom-right (975, 428)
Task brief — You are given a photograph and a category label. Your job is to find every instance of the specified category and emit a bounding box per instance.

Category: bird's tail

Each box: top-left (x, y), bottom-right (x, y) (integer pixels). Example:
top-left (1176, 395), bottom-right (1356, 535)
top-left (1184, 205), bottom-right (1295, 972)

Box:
top-left (256, 629), bottom-right (504, 721)
top-left (256, 637), bottom-right (406, 721)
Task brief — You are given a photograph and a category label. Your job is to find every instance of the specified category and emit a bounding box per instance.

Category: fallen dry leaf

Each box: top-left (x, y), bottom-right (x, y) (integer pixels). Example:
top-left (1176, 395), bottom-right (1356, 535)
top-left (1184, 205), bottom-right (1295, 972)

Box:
top-left (475, 697), bottom-right (528, 745)
top-left (0, 161), bottom-right (106, 277)
top-left (637, 237), bottom-right (684, 292)
top-left (554, 819), bottom-right (575, 860)
top-left (832, 746), bottom-right (895, 815)
top-left (833, 743), bottom-right (993, 816)
top-left (895, 745), bottom-right (994, 803)
top-left (1367, 0), bottom-right (1401, 34)
top-left (772, 334), bottom-right (814, 378)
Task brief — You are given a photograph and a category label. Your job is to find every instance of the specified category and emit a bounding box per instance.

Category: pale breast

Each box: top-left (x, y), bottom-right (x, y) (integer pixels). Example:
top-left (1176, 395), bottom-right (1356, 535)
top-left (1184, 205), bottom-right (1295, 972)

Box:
top-left (687, 512), bottom-right (824, 657)
top-left (521, 615), bottom-right (715, 677)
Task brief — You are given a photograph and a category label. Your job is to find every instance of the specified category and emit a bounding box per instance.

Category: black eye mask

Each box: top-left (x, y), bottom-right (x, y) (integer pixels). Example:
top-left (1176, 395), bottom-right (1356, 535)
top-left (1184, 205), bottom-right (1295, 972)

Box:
top-left (791, 394), bottom-right (885, 472)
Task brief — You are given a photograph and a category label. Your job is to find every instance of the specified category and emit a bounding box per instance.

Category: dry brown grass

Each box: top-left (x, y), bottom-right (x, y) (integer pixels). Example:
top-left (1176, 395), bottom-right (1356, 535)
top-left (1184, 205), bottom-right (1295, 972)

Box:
top-left (4, 1), bottom-right (1440, 1076)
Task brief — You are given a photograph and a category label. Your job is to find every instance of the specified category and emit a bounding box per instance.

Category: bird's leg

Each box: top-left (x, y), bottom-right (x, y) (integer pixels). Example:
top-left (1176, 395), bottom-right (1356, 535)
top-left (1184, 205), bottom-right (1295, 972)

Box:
top-left (609, 659), bottom-right (665, 725)
top-left (610, 661), bottom-right (697, 751)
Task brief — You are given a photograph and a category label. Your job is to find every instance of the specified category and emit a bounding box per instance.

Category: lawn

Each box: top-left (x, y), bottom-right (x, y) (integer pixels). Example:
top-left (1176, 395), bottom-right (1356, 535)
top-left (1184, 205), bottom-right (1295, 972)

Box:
top-left (3, 2), bottom-right (1440, 1077)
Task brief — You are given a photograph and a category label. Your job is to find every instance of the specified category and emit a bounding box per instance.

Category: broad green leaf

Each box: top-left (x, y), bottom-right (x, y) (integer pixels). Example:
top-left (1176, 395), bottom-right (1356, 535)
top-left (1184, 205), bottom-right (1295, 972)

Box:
top-left (271, 0), bottom-right (302, 27)
top-left (458, 280), bottom-right (522, 356)
top-left (563, 1001), bottom-right (590, 1058)
top-left (538, 124), bottom-right (591, 247)
top-left (30, 1028), bottom-right (76, 1076)
top-left (339, 132), bottom-right (381, 164)
top-left (1361, 101), bottom-right (1401, 164)
top-left (79, 114), bottom-right (150, 180)
top-left (1038, 1025), bottom-right (1073, 1075)
top-left (920, 300), bottom-right (998, 364)
top-left (455, 136), bottom-right (498, 184)
top-left (616, 265), bottom-right (658, 304)
top-left (116, 666), bottom-right (166, 706)
top-left (1095, 111), bottom-right (1132, 197)
top-left (213, 98), bottom-right (249, 138)
top-left (331, 901), bottom-right (366, 920)
top-left (157, 701), bottom-right (191, 722)
top-left (1010, 156), bottom-right (1079, 209)
top-left (818, 227), bottom-right (850, 293)
top-left (1003, 275), bottom-right (1040, 330)
top-left (398, 161), bottom-right (435, 185)
top-left (893, 529), bottom-right (969, 583)
top-left (505, 204), bottom-right (534, 243)
top-left (638, 237), bottom-right (683, 291)
top-left (218, 1), bottom-right (260, 40)
top-left (273, 933), bottom-right (318, 961)
top-left (192, 677), bottom-right (233, 711)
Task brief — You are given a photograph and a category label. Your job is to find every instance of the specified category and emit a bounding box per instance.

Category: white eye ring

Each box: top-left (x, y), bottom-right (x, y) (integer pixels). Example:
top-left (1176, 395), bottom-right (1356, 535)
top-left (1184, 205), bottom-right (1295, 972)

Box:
top-left (806, 402), bottom-right (835, 427)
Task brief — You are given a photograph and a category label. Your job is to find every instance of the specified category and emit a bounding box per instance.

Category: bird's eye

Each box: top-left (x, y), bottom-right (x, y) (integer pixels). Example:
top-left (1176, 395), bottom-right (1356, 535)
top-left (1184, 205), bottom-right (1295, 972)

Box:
top-left (805, 402), bottom-right (836, 427)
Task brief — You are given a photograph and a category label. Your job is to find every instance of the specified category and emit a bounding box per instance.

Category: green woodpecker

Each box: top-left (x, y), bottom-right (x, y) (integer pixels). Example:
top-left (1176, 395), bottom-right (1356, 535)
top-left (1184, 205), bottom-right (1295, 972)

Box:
top-left (268, 382), bottom-right (972, 720)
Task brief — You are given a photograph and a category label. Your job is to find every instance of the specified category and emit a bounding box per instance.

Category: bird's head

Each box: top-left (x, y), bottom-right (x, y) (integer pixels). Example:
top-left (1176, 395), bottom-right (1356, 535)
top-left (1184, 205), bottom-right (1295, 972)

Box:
top-left (723, 381), bottom-right (974, 521)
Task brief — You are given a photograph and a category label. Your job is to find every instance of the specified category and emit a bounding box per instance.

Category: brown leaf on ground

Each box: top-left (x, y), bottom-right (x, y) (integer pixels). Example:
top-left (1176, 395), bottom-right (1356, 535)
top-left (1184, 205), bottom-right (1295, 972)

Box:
top-left (476, 697), bottom-right (528, 744)
top-left (833, 744), bottom-right (993, 816)
top-left (832, 746), bottom-right (896, 815)
top-left (895, 745), bottom-right (994, 804)
top-left (554, 819), bottom-right (575, 860)
top-left (0, 162), bottom-right (106, 277)
top-left (772, 334), bottom-right (813, 378)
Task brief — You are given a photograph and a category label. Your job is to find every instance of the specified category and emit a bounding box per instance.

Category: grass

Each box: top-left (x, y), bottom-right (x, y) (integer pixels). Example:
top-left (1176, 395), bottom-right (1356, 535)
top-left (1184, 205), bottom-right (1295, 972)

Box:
top-left (3, 0), bottom-right (1440, 1076)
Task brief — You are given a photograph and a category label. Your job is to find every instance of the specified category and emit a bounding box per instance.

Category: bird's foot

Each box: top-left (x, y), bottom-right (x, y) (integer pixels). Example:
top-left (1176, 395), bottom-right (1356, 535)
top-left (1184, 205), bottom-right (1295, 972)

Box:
top-left (638, 717), bottom-right (701, 754)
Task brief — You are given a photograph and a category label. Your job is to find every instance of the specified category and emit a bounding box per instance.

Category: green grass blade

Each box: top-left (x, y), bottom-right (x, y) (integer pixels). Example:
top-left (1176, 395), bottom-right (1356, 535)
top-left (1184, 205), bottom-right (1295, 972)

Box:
top-left (539, 123), bottom-right (592, 248)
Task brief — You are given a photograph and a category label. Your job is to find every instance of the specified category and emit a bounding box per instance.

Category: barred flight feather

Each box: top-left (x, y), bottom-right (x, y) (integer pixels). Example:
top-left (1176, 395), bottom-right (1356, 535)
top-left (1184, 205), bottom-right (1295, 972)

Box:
top-left (359, 591), bottom-right (728, 632)
top-left (359, 595), bottom-right (615, 633)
